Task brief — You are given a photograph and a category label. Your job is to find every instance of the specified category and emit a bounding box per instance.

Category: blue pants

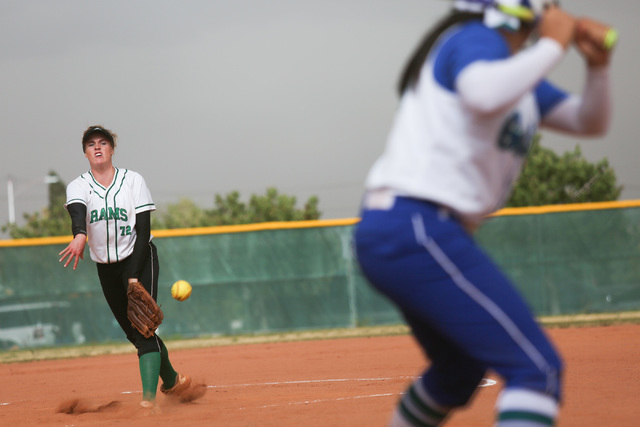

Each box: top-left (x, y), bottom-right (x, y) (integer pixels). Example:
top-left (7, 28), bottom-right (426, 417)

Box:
top-left (354, 197), bottom-right (563, 407)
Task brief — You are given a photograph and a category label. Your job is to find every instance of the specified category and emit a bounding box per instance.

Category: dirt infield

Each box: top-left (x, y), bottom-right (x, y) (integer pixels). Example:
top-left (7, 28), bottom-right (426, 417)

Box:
top-left (1, 324), bottom-right (638, 426)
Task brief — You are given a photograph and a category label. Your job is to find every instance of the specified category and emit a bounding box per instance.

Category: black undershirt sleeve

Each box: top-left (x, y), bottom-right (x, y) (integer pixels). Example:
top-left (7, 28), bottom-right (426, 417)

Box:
top-left (66, 203), bottom-right (87, 237)
top-left (125, 210), bottom-right (151, 280)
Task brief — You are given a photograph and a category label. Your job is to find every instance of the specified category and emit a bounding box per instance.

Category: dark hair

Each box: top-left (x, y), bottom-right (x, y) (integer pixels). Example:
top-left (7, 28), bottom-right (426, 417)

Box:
top-left (398, 11), bottom-right (483, 96)
top-left (82, 125), bottom-right (117, 152)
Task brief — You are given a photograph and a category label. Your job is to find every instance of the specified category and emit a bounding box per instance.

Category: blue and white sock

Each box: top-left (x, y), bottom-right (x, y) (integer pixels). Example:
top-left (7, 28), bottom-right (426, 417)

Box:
top-left (496, 388), bottom-right (558, 426)
top-left (389, 379), bottom-right (450, 427)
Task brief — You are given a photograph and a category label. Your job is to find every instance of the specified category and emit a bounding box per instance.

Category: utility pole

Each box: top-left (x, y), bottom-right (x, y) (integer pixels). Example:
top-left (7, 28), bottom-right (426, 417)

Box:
top-left (7, 175), bottom-right (15, 225)
top-left (6, 174), bottom-right (59, 226)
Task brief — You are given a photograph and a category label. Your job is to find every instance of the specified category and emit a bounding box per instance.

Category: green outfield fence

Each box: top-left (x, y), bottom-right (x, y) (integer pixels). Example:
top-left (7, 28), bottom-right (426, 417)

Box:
top-left (1, 200), bottom-right (640, 350)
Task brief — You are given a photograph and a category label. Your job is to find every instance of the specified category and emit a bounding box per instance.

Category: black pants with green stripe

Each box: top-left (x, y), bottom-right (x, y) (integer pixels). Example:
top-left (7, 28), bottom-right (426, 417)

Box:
top-left (97, 241), bottom-right (164, 357)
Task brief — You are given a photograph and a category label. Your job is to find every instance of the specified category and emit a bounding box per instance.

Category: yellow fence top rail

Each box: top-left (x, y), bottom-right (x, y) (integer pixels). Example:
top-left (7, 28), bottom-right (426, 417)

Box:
top-left (152, 218), bottom-right (361, 238)
top-left (0, 218), bottom-right (361, 247)
top-left (2, 200), bottom-right (640, 247)
top-left (490, 199), bottom-right (640, 216)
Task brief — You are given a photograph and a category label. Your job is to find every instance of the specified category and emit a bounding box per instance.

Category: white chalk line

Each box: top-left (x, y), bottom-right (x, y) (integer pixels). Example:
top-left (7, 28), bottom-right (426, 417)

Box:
top-left (207, 377), bottom-right (496, 389)
top-left (116, 376), bottom-right (416, 395)
top-left (206, 375), bottom-right (416, 389)
top-left (236, 378), bottom-right (497, 410)
top-left (479, 378), bottom-right (497, 387)
top-left (0, 378), bottom-right (497, 409)
top-left (0, 377), bottom-right (496, 406)
top-left (241, 392), bottom-right (400, 410)
top-left (118, 376), bottom-right (497, 396)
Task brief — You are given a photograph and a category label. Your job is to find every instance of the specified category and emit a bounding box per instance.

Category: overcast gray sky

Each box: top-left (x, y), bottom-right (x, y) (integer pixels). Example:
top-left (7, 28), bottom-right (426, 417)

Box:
top-left (1, 0), bottom-right (638, 238)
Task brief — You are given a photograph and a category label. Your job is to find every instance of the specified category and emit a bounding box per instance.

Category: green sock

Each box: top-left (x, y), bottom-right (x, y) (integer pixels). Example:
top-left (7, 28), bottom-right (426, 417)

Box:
top-left (159, 341), bottom-right (178, 388)
top-left (139, 352), bottom-right (161, 402)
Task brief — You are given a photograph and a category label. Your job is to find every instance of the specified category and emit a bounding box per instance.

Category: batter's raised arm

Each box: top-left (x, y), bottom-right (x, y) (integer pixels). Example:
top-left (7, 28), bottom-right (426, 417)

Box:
top-left (541, 66), bottom-right (611, 136)
top-left (456, 6), bottom-right (575, 115)
top-left (456, 38), bottom-right (564, 114)
top-left (541, 16), bottom-right (616, 136)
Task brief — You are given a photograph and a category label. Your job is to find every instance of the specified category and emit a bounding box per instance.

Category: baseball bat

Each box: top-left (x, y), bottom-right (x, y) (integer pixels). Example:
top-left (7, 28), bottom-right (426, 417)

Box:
top-left (576, 18), bottom-right (618, 51)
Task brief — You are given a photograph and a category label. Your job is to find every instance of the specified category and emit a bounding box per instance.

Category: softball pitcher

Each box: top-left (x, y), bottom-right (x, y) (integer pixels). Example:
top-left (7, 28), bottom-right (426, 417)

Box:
top-left (354, 1), bottom-right (615, 426)
top-left (59, 125), bottom-right (204, 412)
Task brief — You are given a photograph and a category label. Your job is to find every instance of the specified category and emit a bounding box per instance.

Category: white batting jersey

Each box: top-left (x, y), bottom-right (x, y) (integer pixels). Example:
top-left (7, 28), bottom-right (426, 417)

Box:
top-left (65, 168), bottom-right (156, 264)
top-left (365, 21), bottom-right (567, 226)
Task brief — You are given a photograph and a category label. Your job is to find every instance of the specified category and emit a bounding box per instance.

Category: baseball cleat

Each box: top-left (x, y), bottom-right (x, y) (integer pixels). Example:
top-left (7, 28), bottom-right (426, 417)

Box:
top-left (160, 373), bottom-right (207, 403)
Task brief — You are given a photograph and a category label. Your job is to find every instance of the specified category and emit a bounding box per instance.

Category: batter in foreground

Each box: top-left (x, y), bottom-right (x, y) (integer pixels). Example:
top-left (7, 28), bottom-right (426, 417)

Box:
top-left (354, 1), bottom-right (615, 426)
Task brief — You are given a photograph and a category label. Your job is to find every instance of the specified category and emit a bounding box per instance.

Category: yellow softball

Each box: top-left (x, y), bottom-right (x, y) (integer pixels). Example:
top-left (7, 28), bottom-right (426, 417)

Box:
top-left (171, 280), bottom-right (192, 301)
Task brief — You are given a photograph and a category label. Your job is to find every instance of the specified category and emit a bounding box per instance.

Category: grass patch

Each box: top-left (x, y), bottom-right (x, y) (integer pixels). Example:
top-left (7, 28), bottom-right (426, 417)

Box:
top-left (0, 325), bottom-right (410, 364)
top-left (2, 313), bottom-right (639, 364)
top-left (539, 310), bottom-right (640, 328)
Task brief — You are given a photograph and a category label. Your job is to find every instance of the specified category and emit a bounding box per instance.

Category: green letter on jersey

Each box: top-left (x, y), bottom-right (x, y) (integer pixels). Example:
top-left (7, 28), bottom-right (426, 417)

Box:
top-left (89, 207), bottom-right (128, 224)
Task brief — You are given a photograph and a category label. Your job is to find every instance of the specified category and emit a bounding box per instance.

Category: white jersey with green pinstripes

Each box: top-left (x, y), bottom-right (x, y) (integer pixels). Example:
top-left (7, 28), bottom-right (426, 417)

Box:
top-left (65, 167), bottom-right (156, 264)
